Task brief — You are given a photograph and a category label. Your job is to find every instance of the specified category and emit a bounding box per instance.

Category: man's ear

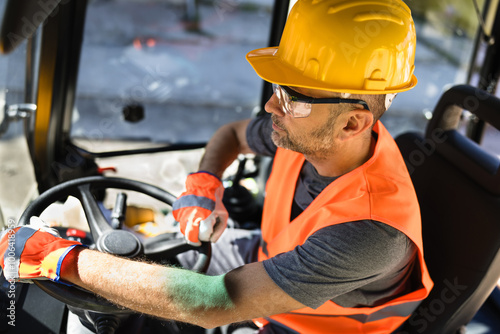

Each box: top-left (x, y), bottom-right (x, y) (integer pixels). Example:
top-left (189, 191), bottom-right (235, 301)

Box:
top-left (338, 109), bottom-right (373, 141)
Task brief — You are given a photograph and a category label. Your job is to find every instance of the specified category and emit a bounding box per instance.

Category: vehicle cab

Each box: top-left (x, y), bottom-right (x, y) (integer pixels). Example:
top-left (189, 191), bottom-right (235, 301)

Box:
top-left (0, 0), bottom-right (499, 333)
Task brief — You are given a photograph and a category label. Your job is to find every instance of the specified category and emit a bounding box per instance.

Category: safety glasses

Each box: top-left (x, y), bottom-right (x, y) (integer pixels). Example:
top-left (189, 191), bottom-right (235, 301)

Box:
top-left (272, 84), bottom-right (370, 118)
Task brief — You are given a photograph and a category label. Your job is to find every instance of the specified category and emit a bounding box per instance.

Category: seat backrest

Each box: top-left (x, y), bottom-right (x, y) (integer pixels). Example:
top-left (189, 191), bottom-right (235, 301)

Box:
top-left (395, 85), bottom-right (500, 334)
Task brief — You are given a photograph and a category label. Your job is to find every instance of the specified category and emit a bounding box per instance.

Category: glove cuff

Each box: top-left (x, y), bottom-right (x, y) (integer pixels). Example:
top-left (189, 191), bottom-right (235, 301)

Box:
top-left (185, 171), bottom-right (222, 191)
top-left (191, 171), bottom-right (221, 182)
top-left (42, 244), bottom-right (86, 284)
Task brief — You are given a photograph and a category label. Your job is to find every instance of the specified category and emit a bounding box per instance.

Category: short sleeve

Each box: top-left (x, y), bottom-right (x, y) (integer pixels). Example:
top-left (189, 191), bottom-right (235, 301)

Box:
top-left (262, 221), bottom-right (417, 309)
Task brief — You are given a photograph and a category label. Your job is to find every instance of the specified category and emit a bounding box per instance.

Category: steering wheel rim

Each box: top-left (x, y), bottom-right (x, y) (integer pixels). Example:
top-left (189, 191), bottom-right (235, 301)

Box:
top-left (18, 176), bottom-right (211, 313)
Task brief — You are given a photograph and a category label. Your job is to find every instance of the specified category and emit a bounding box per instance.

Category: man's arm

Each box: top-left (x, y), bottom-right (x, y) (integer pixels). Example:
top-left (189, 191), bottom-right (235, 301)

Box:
top-left (62, 248), bottom-right (306, 329)
top-left (198, 119), bottom-right (253, 178)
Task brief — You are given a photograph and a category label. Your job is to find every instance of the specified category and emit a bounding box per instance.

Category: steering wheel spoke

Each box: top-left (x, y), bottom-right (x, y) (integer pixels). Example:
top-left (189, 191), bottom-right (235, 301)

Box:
top-left (77, 184), bottom-right (112, 242)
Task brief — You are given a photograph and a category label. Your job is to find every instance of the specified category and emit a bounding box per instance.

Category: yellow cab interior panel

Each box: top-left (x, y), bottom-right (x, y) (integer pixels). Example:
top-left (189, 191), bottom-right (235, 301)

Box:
top-left (0, 0), bottom-right (499, 333)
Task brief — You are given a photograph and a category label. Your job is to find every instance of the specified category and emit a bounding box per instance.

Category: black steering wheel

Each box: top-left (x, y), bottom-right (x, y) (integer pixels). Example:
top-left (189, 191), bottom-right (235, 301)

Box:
top-left (18, 176), bottom-right (211, 313)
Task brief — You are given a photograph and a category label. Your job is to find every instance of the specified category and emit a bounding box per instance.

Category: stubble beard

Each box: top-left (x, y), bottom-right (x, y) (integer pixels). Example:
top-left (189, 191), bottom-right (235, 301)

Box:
top-left (270, 115), bottom-right (337, 161)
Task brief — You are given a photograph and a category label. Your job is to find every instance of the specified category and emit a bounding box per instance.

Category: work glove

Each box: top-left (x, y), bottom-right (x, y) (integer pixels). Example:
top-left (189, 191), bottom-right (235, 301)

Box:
top-left (172, 171), bottom-right (228, 245)
top-left (0, 217), bottom-right (82, 284)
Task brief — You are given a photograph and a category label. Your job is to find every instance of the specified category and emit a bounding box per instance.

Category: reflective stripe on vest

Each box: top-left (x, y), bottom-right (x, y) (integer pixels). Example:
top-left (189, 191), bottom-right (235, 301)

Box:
top-left (256, 121), bottom-right (433, 334)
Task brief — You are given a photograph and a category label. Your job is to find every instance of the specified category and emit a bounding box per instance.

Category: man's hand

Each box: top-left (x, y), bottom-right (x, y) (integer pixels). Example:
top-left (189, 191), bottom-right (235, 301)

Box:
top-left (0, 217), bottom-right (82, 283)
top-left (173, 171), bottom-right (228, 245)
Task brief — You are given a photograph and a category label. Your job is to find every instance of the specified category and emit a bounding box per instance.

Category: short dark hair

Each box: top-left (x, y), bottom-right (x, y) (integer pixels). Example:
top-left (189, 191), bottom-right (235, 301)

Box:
top-left (349, 93), bottom-right (387, 125)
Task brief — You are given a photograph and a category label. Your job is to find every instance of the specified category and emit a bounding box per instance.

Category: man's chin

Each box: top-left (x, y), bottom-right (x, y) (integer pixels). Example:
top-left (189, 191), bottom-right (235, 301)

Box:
top-left (271, 132), bottom-right (284, 148)
top-left (271, 132), bottom-right (290, 150)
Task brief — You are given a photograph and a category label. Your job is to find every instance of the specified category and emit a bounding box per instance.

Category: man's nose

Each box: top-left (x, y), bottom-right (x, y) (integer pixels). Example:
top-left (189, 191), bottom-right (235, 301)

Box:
top-left (265, 93), bottom-right (285, 117)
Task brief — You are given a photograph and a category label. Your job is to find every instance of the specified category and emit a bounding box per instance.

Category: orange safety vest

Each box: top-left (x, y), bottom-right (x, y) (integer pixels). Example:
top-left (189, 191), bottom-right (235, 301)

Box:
top-left (255, 121), bottom-right (433, 334)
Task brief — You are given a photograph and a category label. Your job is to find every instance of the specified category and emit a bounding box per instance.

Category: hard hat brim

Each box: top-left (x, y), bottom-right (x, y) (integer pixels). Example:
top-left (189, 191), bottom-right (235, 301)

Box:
top-left (246, 47), bottom-right (417, 95)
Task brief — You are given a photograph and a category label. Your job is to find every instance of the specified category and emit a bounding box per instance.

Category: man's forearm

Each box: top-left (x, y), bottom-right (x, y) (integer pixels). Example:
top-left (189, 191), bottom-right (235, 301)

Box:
top-left (61, 247), bottom-right (305, 328)
top-left (199, 119), bottom-right (252, 178)
top-left (62, 248), bottom-right (235, 328)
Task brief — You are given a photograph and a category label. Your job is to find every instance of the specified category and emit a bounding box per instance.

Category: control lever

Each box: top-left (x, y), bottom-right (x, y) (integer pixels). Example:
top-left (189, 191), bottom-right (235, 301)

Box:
top-left (232, 155), bottom-right (247, 186)
top-left (222, 155), bottom-right (261, 228)
top-left (110, 193), bottom-right (127, 229)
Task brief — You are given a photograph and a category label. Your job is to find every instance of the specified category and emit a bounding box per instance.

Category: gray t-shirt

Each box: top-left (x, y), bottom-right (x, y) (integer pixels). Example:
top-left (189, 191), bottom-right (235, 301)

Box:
top-left (246, 113), bottom-right (419, 309)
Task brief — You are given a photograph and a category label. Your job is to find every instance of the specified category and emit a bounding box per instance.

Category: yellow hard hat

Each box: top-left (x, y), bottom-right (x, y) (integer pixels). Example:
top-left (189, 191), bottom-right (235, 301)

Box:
top-left (246, 0), bottom-right (417, 94)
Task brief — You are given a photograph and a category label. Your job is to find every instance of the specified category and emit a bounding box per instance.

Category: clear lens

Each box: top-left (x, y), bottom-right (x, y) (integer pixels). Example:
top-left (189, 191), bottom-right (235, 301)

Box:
top-left (272, 84), bottom-right (312, 118)
top-left (291, 103), bottom-right (312, 118)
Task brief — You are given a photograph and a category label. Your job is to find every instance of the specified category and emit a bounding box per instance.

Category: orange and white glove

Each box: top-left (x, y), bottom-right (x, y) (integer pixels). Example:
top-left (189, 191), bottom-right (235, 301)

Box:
top-left (0, 217), bottom-right (82, 283)
top-left (172, 171), bottom-right (228, 245)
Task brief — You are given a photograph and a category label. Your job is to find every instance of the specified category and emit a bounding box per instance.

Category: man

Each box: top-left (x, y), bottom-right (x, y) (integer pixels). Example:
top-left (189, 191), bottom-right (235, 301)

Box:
top-left (0, 0), bottom-right (432, 333)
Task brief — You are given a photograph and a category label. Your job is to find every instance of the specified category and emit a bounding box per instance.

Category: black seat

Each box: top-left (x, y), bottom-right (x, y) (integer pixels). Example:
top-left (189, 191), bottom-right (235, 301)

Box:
top-left (395, 85), bottom-right (500, 334)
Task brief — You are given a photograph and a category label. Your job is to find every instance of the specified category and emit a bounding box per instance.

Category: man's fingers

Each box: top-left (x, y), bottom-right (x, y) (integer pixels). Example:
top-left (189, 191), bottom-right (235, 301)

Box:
top-left (209, 216), bottom-right (226, 243)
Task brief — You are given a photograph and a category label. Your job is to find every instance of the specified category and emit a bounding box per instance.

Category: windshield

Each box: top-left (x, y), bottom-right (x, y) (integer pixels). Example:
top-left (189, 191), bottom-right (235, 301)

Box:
top-left (71, 0), bottom-right (271, 152)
